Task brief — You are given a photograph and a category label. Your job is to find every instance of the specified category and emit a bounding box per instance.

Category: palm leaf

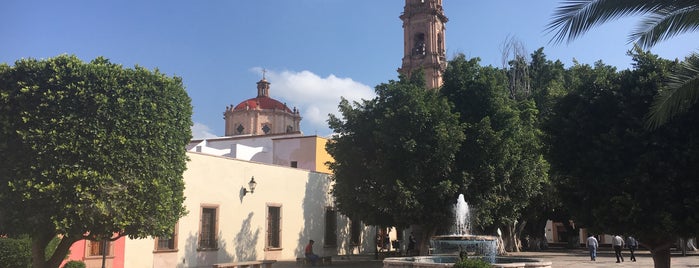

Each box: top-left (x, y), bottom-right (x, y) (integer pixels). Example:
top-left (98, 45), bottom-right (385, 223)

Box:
top-left (646, 54), bottom-right (699, 129)
top-left (546, 0), bottom-right (682, 45)
top-left (632, 5), bottom-right (699, 48)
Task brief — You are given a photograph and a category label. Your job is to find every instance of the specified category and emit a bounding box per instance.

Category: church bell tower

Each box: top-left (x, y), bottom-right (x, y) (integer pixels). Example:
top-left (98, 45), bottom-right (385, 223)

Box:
top-left (398, 0), bottom-right (448, 89)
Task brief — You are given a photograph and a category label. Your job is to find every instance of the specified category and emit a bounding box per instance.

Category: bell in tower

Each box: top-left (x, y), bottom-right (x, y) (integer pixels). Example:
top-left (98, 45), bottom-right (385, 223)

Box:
top-left (398, 0), bottom-right (448, 90)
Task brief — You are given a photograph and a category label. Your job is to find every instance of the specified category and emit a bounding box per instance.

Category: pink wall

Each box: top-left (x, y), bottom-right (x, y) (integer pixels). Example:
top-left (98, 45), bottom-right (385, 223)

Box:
top-left (61, 236), bottom-right (125, 268)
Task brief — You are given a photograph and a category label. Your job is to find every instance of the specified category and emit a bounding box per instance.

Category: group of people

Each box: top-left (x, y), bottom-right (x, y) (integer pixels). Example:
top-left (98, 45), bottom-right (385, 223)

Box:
top-left (304, 232), bottom-right (418, 266)
top-left (586, 234), bottom-right (638, 262)
top-left (375, 231), bottom-right (418, 255)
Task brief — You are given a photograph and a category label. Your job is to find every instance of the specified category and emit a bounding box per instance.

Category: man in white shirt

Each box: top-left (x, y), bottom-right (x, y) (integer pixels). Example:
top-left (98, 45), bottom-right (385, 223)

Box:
top-left (612, 235), bottom-right (625, 263)
top-left (586, 234), bottom-right (598, 261)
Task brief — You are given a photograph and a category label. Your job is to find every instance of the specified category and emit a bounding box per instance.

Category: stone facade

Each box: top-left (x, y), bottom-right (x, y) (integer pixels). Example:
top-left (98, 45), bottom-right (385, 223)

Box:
top-left (399, 0), bottom-right (448, 89)
top-left (223, 78), bottom-right (302, 136)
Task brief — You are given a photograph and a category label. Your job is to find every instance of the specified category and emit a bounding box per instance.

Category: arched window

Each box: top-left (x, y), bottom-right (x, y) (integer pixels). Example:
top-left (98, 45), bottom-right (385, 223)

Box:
top-left (413, 33), bottom-right (426, 56)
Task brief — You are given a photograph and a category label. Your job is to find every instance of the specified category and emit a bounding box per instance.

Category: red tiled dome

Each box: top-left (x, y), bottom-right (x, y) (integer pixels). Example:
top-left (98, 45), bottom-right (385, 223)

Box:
top-left (233, 96), bottom-right (292, 113)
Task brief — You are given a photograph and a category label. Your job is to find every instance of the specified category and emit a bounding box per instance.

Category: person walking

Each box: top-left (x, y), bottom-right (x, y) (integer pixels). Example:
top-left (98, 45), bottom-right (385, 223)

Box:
top-left (407, 232), bottom-right (417, 256)
top-left (626, 236), bottom-right (638, 262)
top-left (613, 234), bottom-right (625, 263)
top-left (586, 234), bottom-right (598, 261)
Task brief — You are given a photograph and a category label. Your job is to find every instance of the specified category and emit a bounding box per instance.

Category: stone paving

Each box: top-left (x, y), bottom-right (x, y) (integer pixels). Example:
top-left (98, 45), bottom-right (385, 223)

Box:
top-left (511, 249), bottom-right (699, 268)
top-left (271, 249), bottom-right (699, 268)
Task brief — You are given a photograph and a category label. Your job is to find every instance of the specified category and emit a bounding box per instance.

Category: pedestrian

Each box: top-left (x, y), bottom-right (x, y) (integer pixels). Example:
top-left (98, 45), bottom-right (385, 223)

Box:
top-left (384, 233), bottom-right (391, 251)
top-left (586, 234), bottom-right (598, 261)
top-left (626, 236), bottom-right (638, 262)
top-left (612, 234), bottom-right (625, 263)
top-left (407, 232), bottom-right (416, 255)
top-left (304, 239), bottom-right (319, 266)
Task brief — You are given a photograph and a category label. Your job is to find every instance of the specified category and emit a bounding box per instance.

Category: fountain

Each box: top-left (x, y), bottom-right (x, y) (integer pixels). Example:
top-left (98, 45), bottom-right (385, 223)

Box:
top-left (383, 194), bottom-right (551, 268)
top-left (430, 194), bottom-right (498, 262)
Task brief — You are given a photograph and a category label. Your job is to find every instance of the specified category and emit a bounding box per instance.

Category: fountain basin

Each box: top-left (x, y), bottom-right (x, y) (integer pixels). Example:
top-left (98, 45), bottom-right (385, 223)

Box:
top-left (383, 256), bottom-right (552, 268)
top-left (430, 234), bottom-right (499, 261)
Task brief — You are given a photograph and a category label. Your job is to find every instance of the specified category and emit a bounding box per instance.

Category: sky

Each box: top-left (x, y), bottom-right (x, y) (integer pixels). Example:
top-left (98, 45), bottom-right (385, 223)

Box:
top-left (2, 1), bottom-right (696, 139)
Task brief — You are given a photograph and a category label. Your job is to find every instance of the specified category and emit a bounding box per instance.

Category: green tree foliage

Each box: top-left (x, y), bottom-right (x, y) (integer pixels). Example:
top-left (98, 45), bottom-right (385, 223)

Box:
top-left (528, 48), bottom-right (567, 122)
top-left (516, 48), bottom-right (570, 250)
top-left (62, 261), bottom-right (86, 268)
top-left (441, 54), bottom-right (549, 251)
top-left (546, 0), bottom-right (699, 128)
top-left (452, 258), bottom-right (491, 268)
top-left (326, 75), bottom-right (465, 248)
top-left (0, 55), bottom-right (192, 268)
top-left (545, 49), bottom-right (699, 268)
top-left (0, 237), bottom-right (31, 268)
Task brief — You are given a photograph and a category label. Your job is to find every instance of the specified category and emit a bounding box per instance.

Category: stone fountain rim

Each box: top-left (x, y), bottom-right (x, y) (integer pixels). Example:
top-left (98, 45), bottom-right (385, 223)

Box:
top-left (431, 234), bottom-right (498, 241)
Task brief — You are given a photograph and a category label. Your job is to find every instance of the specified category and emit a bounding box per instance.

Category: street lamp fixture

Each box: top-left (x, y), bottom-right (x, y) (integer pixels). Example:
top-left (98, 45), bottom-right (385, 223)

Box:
top-left (243, 176), bottom-right (257, 196)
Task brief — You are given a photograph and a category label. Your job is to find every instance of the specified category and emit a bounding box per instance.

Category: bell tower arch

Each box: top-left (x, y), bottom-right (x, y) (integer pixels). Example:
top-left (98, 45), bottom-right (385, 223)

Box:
top-left (398, 0), bottom-right (448, 89)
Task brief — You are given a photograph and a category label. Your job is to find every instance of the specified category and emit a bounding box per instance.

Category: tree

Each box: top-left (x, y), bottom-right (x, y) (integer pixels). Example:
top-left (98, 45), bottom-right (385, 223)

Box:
top-left (519, 48), bottom-right (570, 251)
top-left (0, 55), bottom-right (192, 268)
top-left (441, 54), bottom-right (549, 252)
top-left (544, 49), bottom-right (699, 268)
top-left (500, 35), bottom-right (531, 100)
top-left (528, 48), bottom-right (567, 122)
top-left (326, 75), bottom-right (465, 254)
top-left (546, 0), bottom-right (699, 128)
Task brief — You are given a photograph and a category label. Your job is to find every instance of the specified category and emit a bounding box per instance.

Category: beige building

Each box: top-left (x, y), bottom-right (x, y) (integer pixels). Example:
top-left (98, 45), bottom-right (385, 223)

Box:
top-left (123, 152), bottom-right (375, 267)
top-left (120, 76), bottom-right (374, 267)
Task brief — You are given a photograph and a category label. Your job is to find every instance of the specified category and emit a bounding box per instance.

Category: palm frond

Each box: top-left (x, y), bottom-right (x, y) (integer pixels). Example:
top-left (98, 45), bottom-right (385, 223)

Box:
top-left (646, 54), bottom-right (699, 129)
top-left (632, 5), bottom-right (699, 48)
top-left (547, 0), bottom-right (676, 45)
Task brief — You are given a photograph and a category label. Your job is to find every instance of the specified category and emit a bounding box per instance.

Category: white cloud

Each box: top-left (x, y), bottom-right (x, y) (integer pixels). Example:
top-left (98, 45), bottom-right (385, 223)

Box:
top-left (251, 68), bottom-right (375, 135)
top-left (191, 122), bottom-right (218, 140)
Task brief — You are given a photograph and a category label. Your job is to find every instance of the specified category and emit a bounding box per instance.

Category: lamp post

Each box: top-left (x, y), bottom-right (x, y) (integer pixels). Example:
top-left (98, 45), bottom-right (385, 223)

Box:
top-left (244, 176), bottom-right (257, 195)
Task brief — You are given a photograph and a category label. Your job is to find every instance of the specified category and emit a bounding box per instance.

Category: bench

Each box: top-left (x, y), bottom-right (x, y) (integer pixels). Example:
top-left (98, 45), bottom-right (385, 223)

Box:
top-left (295, 256), bottom-right (331, 266)
top-left (213, 260), bottom-right (277, 268)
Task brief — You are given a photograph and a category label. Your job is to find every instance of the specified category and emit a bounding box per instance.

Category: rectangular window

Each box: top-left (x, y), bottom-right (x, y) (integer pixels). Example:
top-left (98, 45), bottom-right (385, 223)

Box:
top-left (350, 219), bottom-right (362, 246)
top-left (290, 161), bottom-right (298, 168)
top-left (324, 207), bottom-right (337, 246)
top-left (199, 206), bottom-right (218, 250)
top-left (267, 205), bottom-right (282, 248)
top-left (88, 240), bottom-right (111, 256)
top-left (155, 224), bottom-right (178, 251)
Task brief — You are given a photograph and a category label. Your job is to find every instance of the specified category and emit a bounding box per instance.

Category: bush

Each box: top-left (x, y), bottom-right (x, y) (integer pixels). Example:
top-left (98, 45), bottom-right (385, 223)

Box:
top-left (63, 260), bottom-right (86, 268)
top-left (0, 237), bottom-right (31, 268)
top-left (453, 258), bottom-right (492, 268)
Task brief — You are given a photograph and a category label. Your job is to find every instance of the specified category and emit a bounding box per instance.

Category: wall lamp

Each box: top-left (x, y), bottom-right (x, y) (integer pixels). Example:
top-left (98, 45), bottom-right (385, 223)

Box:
top-left (243, 176), bottom-right (257, 196)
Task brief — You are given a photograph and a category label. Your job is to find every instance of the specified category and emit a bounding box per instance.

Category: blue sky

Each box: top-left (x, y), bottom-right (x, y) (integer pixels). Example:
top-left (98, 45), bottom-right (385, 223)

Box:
top-left (2, 1), bottom-right (696, 138)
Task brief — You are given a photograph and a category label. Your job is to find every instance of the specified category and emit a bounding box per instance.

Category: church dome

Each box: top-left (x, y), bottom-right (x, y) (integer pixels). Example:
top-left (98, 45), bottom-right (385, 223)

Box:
top-left (224, 77), bottom-right (302, 136)
top-left (232, 77), bottom-right (292, 113)
top-left (233, 96), bottom-right (292, 113)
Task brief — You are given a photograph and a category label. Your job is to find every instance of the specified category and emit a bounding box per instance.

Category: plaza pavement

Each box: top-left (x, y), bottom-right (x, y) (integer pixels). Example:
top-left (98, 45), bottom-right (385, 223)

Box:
top-left (270, 249), bottom-right (699, 268)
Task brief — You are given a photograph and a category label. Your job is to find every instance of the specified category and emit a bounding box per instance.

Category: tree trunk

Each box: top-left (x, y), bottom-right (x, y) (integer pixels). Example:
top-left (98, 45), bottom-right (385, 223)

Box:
top-left (650, 246), bottom-right (671, 268)
top-left (645, 239), bottom-right (674, 268)
top-left (513, 220), bottom-right (527, 252)
top-left (500, 223), bottom-right (523, 253)
top-left (523, 216), bottom-right (548, 251)
top-left (31, 231), bottom-right (53, 268)
top-left (410, 224), bottom-right (437, 256)
top-left (31, 232), bottom-right (79, 268)
top-left (48, 236), bottom-right (79, 268)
